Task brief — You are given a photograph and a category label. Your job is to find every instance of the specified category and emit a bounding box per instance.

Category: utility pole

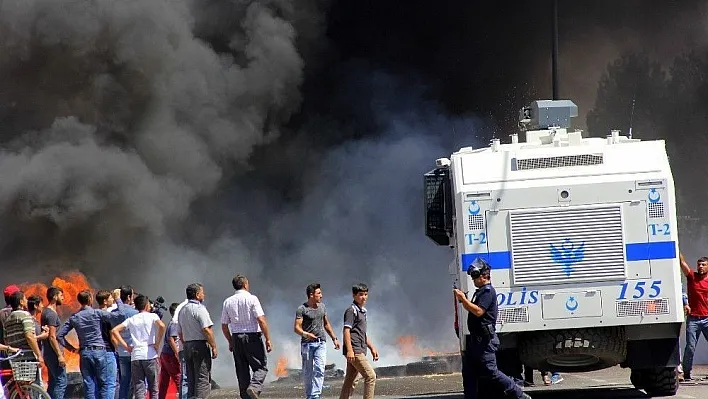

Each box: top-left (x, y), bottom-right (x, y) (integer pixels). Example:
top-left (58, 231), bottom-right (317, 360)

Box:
top-left (552, 0), bottom-right (559, 100)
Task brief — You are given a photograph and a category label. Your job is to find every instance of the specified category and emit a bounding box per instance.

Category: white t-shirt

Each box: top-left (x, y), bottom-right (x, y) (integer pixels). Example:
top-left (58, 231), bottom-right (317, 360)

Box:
top-left (120, 311), bottom-right (161, 361)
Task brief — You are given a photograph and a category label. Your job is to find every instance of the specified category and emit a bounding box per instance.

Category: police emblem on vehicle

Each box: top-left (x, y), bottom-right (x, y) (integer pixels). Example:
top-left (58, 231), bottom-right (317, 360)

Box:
top-left (549, 238), bottom-right (585, 277)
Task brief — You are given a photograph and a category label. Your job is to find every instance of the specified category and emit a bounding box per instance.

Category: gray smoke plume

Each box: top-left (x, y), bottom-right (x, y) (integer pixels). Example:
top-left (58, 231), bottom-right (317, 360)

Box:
top-left (0, 0), bottom-right (304, 278)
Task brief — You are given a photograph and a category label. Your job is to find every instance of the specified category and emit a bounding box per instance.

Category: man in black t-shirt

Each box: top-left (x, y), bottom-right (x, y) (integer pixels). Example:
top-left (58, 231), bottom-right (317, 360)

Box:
top-left (338, 283), bottom-right (378, 399)
top-left (42, 286), bottom-right (67, 399)
top-left (453, 259), bottom-right (532, 399)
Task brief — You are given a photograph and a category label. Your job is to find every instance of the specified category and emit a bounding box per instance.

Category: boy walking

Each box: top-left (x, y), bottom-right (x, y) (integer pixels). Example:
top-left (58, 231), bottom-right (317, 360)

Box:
top-left (338, 284), bottom-right (378, 399)
top-left (111, 295), bottom-right (166, 399)
top-left (293, 283), bottom-right (340, 399)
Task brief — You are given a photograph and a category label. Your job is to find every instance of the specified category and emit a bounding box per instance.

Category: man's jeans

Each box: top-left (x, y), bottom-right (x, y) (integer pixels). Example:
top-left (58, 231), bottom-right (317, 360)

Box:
top-left (118, 355), bottom-right (132, 399)
top-left (45, 353), bottom-right (68, 399)
top-left (79, 349), bottom-right (113, 399)
top-left (301, 341), bottom-right (327, 399)
top-left (179, 351), bottom-right (188, 399)
top-left (682, 316), bottom-right (708, 376)
top-left (131, 359), bottom-right (158, 399)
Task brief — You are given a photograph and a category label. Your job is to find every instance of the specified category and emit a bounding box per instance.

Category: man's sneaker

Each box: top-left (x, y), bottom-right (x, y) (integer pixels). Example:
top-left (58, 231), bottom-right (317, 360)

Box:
top-left (521, 393), bottom-right (533, 399)
top-left (683, 373), bottom-right (693, 381)
top-left (550, 373), bottom-right (564, 384)
top-left (678, 371), bottom-right (685, 382)
top-left (246, 387), bottom-right (260, 399)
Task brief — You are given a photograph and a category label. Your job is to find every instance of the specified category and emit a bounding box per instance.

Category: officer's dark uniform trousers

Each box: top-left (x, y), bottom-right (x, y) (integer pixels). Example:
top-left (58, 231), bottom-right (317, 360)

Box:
top-left (462, 283), bottom-right (525, 399)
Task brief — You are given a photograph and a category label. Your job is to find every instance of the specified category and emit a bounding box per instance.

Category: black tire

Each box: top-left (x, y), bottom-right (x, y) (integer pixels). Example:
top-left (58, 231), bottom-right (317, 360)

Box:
top-left (405, 360), bottom-right (452, 376)
top-left (518, 327), bottom-right (627, 372)
top-left (630, 369), bottom-right (645, 389)
top-left (631, 367), bottom-right (678, 397)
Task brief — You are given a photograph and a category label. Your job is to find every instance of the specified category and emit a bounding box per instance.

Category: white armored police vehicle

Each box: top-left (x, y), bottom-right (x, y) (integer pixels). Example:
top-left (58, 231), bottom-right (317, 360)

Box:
top-left (425, 100), bottom-right (683, 396)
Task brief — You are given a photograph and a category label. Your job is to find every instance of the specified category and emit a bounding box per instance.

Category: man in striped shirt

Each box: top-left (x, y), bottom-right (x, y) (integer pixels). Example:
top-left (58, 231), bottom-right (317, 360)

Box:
top-left (220, 275), bottom-right (272, 399)
top-left (2, 291), bottom-right (44, 367)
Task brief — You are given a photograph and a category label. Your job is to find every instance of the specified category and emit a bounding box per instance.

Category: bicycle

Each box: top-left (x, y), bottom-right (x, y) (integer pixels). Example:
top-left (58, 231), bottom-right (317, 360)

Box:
top-left (0, 350), bottom-right (49, 399)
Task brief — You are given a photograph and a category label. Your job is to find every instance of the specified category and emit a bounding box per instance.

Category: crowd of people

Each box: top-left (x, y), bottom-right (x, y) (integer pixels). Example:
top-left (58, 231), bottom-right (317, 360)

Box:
top-left (0, 275), bottom-right (378, 399)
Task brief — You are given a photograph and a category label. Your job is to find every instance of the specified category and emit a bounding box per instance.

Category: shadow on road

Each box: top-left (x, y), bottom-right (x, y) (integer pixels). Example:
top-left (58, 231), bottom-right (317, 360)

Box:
top-left (401, 387), bottom-right (652, 399)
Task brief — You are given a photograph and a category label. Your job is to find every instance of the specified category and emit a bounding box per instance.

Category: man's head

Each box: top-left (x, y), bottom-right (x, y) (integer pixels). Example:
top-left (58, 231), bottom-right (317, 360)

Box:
top-left (27, 295), bottom-right (43, 315)
top-left (186, 283), bottom-right (204, 302)
top-left (697, 257), bottom-right (708, 275)
top-left (77, 290), bottom-right (93, 307)
top-left (96, 290), bottom-right (114, 309)
top-left (352, 283), bottom-right (368, 307)
top-left (4, 285), bottom-right (19, 307)
top-left (232, 275), bottom-right (248, 291)
top-left (468, 258), bottom-right (492, 288)
top-left (119, 285), bottom-right (135, 305)
top-left (8, 291), bottom-right (26, 311)
top-left (306, 283), bottom-right (322, 303)
top-left (169, 302), bottom-right (179, 317)
top-left (47, 286), bottom-right (64, 306)
top-left (134, 295), bottom-right (149, 312)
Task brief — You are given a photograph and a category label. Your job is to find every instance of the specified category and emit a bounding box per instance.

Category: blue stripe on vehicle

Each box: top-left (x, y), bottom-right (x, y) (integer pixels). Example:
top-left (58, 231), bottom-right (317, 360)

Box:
top-left (460, 241), bottom-right (677, 271)
top-left (625, 241), bottom-right (677, 261)
top-left (461, 251), bottom-right (512, 271)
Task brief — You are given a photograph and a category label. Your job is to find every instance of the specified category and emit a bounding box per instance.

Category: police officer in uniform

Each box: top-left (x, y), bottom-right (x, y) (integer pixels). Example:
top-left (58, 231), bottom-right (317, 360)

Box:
top-left (453, 258), bottom-right (531, 399)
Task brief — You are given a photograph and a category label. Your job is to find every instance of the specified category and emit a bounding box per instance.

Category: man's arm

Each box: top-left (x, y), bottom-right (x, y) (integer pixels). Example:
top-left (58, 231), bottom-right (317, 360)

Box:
top-left (111, 323), bottom-right (131, 353)
top-left (453, 289), bottom-right (485, 317)
top-left (47, 321), bottom-right (67, 367)
top-left (679, 253), bottom-right (693, 277)
top-left (24, 331), bottom-right (44, 366)
top-left (343, 328), bottom-right (354, 361)
top-left (322, 314), bottom-right (340, 349)
top-left (220, 303), bottom-right (232, 352)
top-left (366, 335), bottom-right (379, 361)
top-left (154, 319), bottom-right (166, 351)
top-left (203, 326), bottom-right (218, 359)
top-left (256, 316), bottom-right (272, 352)
top-left (294, 317), bottom-right (318, 341)
top-left (56, 319), bottom-right (78, 353)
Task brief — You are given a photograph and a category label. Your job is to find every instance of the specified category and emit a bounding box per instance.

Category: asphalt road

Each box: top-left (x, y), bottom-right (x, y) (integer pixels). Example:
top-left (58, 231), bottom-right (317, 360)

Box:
top-left (210, 365), bottom-right (708, 399)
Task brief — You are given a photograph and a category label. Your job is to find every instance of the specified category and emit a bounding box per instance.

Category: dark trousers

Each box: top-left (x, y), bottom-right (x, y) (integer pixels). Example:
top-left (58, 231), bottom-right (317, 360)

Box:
top-left (184, 341), bottom-right (212, 399)
top-left (231, 332), bottom-right (268, 399)
top-left (463, 335), bottom-right (524, 399)
top-left (45, 353), bottom-right (68, 399)
top-left (131, 359), bottom-right (158, 399)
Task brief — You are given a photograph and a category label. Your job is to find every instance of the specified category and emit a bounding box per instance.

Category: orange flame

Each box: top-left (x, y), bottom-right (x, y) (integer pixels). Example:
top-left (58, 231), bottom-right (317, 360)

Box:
top-left (275, 355), bottom-right (289, 378)
top-left (396, 335), bottom-right (452, 359)
top-left (19, 271), bottom-right (94, 376)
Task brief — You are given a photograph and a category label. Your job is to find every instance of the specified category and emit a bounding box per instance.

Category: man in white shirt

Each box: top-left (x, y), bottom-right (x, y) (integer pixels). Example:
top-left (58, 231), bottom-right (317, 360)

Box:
top-left (221, 275), bottom-right (272, 399)
top-left (111, 295), bottom-right (166, 399)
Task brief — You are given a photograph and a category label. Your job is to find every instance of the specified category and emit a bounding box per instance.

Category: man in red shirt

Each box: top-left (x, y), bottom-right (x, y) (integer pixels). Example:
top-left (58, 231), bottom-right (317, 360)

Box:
top-left (679, 253), bottom-right (708, 381)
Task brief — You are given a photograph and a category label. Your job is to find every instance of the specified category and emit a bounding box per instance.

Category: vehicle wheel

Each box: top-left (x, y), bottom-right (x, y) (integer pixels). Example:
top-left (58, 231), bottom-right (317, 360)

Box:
top-left (518, 327), bottom-right (627, 372)
top-left (7, 383), bottom-right (51, 399)
top-left (630, 369), bottom-right (645, 389)
top-left (632, 367), bottom-right (678, 397)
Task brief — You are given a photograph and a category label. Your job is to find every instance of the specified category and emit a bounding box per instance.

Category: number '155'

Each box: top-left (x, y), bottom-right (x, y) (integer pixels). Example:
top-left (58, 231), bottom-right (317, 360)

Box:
top-left (617, 280), bottom-right (662, 300)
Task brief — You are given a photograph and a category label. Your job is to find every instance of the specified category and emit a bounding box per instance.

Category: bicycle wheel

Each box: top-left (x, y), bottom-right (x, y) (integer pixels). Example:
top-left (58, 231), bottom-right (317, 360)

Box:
top-left (5, 383), bottom-right (50, 399)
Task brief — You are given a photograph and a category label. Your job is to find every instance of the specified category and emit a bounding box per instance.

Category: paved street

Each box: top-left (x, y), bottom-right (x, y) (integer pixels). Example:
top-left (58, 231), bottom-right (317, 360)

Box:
top-left (211, 365), bottom-right (708, 399)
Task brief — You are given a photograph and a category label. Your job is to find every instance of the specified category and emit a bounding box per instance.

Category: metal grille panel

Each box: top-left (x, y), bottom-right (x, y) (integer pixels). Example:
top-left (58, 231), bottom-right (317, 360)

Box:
top-left (648, 202), bottom-right (665, 219)
top-left (509, 205), bottom-right (627, 285)
top-left (616, 299), bottom-right (670, 317)
top-left (497, 307), bottom-right (529, 324)
top-left (468, 215), bottom-right (484, 230)
top-left (516, 154), bottom-right (603, 170)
